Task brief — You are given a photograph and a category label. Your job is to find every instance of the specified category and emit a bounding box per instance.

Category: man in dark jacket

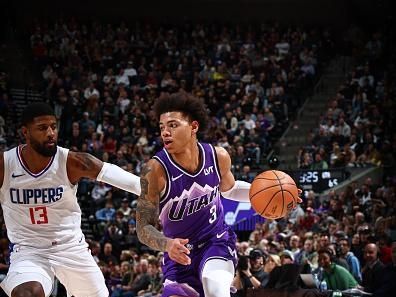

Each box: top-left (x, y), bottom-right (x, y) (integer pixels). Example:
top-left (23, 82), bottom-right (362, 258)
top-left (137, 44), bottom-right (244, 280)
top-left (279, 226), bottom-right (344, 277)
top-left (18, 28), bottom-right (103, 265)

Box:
top-left (362, 243), bottom-right (385, 293)
top-left (373, 241), bottom-right (396, 297)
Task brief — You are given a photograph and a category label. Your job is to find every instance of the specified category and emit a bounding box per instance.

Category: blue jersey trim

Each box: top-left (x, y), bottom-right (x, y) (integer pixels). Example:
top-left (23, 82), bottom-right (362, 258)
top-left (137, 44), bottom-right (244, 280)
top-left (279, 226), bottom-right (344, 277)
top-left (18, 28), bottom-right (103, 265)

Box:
top-left (16, 145), bottom-right (56, 178)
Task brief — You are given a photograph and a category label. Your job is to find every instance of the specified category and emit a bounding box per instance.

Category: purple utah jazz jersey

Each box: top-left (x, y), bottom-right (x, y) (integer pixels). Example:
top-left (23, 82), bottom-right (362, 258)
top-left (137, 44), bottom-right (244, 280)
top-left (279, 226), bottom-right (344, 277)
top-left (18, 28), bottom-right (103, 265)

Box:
top-left (153, 142), bottom-right (227, 242)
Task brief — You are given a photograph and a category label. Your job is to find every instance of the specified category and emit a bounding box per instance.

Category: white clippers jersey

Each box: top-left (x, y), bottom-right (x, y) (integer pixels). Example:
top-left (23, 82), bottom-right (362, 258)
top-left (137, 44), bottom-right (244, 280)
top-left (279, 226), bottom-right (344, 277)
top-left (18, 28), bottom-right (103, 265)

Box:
top-left (0, 145), bottom-right (83, 248)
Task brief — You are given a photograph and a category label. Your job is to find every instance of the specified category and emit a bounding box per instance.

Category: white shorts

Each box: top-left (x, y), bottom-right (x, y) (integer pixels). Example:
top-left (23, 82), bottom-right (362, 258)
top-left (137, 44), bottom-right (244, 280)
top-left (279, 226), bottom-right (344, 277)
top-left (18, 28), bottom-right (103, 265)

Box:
top-left (0, 241), bottom-right (108, 297)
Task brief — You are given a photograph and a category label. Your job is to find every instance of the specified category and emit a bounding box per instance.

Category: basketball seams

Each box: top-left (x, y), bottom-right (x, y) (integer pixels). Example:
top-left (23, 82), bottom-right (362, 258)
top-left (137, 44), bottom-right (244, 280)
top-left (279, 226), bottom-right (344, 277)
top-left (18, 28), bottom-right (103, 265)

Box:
top-left (272, 170), bottom-right (285, 217)
top-left (257, 189), bottom-right (280, 217)
top-left (249, 170), bottom-right (298, 219)
top-left (254, 177), bottom-right (287, 181)
top-left (250, 183), bottom-right (281, 200)
top-left (249, 182), bottom-right (297, 200)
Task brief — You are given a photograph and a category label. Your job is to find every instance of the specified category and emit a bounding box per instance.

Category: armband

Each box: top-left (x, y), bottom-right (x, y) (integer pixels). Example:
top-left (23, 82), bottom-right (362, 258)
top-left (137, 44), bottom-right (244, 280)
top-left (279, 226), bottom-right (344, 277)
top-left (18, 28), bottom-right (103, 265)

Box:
top-left (221, 180), bottom-right (251, 202)
top-left (97, 162), bottom-right (141, 195)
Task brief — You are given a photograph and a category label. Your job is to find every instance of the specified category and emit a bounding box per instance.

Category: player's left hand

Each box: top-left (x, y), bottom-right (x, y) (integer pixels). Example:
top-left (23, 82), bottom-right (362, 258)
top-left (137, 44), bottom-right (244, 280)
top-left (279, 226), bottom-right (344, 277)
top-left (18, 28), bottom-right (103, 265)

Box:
top-left (166, 238), bottom-right (191, 266)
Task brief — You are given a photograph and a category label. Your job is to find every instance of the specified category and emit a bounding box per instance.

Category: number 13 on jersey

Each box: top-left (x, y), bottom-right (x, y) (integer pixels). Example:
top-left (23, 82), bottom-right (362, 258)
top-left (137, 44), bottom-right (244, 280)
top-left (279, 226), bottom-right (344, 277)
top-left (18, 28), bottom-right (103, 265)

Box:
top-left (29, 206), bottom-right (48, 224)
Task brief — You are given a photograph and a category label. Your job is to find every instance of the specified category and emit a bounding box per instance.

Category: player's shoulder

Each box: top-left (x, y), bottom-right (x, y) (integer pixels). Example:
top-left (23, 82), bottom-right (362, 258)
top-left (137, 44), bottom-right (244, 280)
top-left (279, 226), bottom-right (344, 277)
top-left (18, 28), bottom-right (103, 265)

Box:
top-left (213, 146), bottom-right (231, 161)
top-left (144, 158), bottom-right (166, 177)
top-left (141, 158), bottom-right (167, 194)
top-left (66, 150), bottom-right (82, 164)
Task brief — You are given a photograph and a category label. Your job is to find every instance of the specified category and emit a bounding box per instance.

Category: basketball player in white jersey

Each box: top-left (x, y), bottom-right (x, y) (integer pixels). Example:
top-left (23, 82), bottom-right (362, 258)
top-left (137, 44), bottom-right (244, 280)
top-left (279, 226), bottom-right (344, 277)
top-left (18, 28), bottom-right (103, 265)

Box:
top-left (0, 102), bottom-right (141, 297)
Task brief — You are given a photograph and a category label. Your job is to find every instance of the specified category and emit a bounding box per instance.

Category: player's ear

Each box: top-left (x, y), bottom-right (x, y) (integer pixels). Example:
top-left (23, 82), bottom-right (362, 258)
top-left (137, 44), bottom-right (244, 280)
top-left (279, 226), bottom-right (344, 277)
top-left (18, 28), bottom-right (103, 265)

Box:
top-left (191, 120), bottom-right (199, 135)
top-left (21, 125), bottom-right (28, 139)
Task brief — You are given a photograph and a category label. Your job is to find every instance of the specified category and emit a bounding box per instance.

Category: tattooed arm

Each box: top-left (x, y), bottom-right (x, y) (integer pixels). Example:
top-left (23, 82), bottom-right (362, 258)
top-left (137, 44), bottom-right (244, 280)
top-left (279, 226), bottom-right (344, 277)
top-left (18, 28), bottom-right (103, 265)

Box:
top-left (67, 151), bottom-right (103, 184)
top-left (66, 151), bottom-right (141, 195)
top-left (136, 159), bottom-right (191, 265)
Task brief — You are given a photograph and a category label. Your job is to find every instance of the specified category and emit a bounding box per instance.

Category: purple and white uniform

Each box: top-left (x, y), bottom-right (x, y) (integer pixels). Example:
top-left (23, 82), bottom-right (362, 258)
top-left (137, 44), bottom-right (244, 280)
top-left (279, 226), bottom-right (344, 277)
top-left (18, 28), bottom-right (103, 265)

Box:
top-left (154, 142), bottom-right (237, 297)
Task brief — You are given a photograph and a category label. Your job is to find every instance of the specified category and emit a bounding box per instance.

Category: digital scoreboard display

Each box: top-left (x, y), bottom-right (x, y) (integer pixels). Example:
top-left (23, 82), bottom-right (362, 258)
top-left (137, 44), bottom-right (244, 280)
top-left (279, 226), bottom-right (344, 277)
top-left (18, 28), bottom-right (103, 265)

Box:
top-left (288, 169), bottom-right (349, 193)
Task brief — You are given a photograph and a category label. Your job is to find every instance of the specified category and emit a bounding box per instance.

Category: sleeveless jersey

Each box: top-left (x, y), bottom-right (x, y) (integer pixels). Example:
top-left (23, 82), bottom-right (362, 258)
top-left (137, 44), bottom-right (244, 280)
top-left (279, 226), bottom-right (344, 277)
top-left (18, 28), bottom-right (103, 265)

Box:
top-left (0, 145), bottom-right (83, 248)
top-left (153, 142), bottom-right (228, 243)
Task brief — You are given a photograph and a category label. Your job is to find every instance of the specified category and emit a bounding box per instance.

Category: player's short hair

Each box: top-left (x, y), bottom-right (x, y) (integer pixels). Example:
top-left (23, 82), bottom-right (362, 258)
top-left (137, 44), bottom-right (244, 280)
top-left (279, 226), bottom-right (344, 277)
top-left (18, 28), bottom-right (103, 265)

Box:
top-left (21, 102), bottom-right (55, 126)
top-left (153, 92), bottom-right (208, 132)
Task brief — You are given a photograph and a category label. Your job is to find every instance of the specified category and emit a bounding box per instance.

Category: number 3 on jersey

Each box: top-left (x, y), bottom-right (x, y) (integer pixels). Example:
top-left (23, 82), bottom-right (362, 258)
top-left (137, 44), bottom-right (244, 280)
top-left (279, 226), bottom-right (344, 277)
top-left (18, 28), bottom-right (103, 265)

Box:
top-left (29, 206), bottom-right (48, 224)
top-left (209, 204), bottom-right (217, 224)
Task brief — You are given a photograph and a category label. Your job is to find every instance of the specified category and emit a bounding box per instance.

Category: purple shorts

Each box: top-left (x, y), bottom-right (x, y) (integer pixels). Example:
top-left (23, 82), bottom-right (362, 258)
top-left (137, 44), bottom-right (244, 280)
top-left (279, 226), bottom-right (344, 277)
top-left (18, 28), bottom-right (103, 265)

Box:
top-left (161, 228), bottom-right (237, 297)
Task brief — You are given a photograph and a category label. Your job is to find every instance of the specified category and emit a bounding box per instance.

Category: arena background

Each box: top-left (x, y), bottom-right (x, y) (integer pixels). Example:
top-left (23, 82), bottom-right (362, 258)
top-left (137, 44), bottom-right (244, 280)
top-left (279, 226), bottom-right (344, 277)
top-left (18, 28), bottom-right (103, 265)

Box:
top-left (0, 0), bottom-right (395, 296)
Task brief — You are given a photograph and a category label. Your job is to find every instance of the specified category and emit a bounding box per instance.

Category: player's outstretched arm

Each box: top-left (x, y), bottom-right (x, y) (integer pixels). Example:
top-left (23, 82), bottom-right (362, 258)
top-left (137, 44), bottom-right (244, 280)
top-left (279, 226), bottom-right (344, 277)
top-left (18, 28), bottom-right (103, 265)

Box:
top-left (67, 151), bottom-right (141, 195)
top-left (136, 159), bottom-right (191, 265)
top-left (215, 146), bottom-right (251, 203)
top-left (0, 152), bottom-right (4, 189)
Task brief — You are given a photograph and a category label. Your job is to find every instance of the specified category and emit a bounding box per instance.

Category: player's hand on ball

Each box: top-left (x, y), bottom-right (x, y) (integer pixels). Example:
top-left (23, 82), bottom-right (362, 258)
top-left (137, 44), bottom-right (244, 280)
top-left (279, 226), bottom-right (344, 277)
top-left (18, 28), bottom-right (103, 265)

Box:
top-left (297, 189), bottom-right (303, 204)
top-left (250, 170), bottom-right (301, 219)
top-left (166, 238), bottom-right (191, 265)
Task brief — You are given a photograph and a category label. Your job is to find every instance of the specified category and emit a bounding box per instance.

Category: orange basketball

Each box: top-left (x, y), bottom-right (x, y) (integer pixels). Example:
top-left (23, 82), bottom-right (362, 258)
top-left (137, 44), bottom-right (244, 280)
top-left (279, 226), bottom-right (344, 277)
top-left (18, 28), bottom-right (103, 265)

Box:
top-left (249, 170), bottom-right (299, 219)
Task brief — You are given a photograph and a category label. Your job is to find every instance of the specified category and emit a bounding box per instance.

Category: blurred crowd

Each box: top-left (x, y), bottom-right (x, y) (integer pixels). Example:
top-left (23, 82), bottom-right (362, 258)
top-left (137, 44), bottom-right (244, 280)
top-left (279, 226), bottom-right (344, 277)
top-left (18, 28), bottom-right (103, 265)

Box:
top-left (231, 174), bottom-right (396, 296)
top-left (28, 19), bottom-right (333, 175)
top-left (298, 31), bottom-right (395, 172)
top-left (1, 18), bottom-right (395, 297)
top-left (0, 71), bottom-right (14, 149)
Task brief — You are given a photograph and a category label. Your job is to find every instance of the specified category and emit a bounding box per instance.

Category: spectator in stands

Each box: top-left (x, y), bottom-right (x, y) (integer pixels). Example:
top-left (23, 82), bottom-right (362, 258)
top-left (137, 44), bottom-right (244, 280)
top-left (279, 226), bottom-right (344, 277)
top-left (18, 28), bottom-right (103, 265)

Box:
top-left (89, 240), bottom-right (101, 264)
top-left (100, 242), bottom-right (119, 266)
top-left (339, 238), bottom-right (362, 283)
top-left (295, 238), bottom-right (319, 270)
top-left (123, 259), bottom-right (151, 297)
top-left (232, 249), bottom-right (268, 296)
top-left (280, 250), bottom-right (295, 265)
top-left (318, 248), bottom-right (358, 291)
top-left (137, 256), bottom-right (162, 297)
top-left (372, 241), bottom-right (396, 297)
top-left (377, 235), bottom-right (393, 265)
top-left (96, 201), bottom-right (116, 222)
top-left (91, 181), bottom-right (112, 206)
top-left (79, 111), bottom-right (96, 139)
top-left (310, 152), bottom-right (329, 170)
top-left (111, 261), bottom-right (134, 297)
top-left (289, 235), bottom-right (301, 258)
top-left (287, 203), bottom-right (305, 224)
top-left (123, 222), bottom-right (140, 253)
top-left (361, 243), bottom-right (385, 293)
top-left (236, 165), bottom-right (255, 183)
top-left (118, 198), bottom-right (132, 217)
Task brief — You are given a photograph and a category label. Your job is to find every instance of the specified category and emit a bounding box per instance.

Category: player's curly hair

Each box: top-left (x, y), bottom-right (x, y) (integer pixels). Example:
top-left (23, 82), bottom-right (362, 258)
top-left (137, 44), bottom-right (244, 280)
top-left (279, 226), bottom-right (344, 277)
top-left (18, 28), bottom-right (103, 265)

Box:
top-left (153, 92), bottom-right (209, 132)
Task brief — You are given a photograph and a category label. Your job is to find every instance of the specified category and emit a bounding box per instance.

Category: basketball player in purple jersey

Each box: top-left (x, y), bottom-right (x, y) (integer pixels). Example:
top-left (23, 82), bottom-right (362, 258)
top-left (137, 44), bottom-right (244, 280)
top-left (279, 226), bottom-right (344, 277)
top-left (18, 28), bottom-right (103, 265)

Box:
top-left (0, 103), bottom-right (141, 297)
top-left (137, 92), bottom-right (288, 297)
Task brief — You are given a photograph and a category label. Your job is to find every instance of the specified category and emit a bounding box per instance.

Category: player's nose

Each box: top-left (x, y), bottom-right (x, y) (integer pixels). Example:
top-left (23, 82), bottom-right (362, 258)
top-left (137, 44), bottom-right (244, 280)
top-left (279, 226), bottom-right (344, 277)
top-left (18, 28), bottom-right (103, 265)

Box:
top-left (161, 127), bottom-right (171, 136)
top-left (47, 126), bottom-right (56, 136)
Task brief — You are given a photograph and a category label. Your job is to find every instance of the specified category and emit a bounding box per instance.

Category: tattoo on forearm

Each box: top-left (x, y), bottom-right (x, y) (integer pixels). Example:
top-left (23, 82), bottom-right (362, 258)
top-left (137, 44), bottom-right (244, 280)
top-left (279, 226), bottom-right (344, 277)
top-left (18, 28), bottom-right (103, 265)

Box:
top-left (136, 164), bottom-right (168, 251)
top-left (137, 199), bottom-right (168, 251)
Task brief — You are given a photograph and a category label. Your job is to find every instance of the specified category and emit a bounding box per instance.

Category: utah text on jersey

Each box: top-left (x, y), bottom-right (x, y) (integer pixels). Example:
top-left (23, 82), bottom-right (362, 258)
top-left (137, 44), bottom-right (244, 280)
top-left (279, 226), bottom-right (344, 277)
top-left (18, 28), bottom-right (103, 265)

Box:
top-left (168, 184), bottom-right (220, 221)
